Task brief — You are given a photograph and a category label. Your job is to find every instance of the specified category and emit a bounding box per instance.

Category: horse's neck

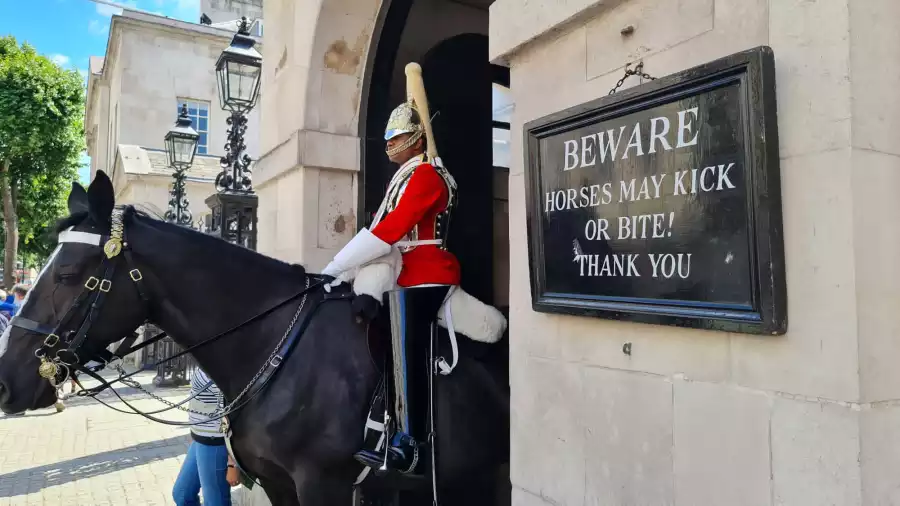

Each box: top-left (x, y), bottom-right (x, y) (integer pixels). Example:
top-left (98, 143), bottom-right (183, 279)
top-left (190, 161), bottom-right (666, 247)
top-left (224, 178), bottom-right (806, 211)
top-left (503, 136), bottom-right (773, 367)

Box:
top-left (134, 221), bottom-right (304, 400)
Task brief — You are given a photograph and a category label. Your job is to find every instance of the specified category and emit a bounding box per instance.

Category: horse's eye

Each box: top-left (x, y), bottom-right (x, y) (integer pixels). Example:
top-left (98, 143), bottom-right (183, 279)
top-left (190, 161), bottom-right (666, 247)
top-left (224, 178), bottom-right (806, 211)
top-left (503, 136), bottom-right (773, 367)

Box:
top-left (56, 273), bottom-right (79, 285)
top-left (55, 265), bottom-right (82, 285)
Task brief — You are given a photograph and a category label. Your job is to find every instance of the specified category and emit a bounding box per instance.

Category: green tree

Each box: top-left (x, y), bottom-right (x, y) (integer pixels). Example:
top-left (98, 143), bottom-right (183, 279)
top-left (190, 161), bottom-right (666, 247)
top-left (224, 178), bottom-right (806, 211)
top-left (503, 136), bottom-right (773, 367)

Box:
top-left (0, 36), bottom-right (84, 287)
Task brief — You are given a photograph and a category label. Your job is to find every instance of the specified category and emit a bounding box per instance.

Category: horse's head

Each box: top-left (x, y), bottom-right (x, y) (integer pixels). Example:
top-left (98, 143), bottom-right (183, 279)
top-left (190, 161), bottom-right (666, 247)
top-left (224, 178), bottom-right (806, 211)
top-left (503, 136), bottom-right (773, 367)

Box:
top-left (0, 171), bottom-right (147, 413)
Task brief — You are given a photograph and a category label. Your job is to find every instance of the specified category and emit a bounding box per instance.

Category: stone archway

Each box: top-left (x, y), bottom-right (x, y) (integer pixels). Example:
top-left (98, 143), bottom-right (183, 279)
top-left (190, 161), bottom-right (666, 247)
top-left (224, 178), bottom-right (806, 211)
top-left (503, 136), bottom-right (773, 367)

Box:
top-left (252, 0), bottom-right (383, 267)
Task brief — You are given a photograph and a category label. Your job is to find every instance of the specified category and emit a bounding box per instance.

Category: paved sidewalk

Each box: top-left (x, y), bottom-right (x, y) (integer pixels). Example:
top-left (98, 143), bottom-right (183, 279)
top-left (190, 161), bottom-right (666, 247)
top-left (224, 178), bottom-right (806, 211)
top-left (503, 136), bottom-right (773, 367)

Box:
top-left (0, 369), bottom-right (254, 505)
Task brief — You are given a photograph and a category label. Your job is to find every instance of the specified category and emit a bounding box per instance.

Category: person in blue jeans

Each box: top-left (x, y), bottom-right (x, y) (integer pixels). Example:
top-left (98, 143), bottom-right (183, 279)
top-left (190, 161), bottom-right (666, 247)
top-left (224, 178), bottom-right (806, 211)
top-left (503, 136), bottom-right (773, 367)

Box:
top-left (172, 368), bottom-right (239, 506)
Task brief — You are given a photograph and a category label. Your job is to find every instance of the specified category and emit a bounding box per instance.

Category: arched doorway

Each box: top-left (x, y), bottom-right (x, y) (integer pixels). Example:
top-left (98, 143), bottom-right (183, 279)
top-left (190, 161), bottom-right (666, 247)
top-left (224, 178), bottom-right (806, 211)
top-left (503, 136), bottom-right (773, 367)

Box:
top-left (358, 0), bottom-right (509, 311)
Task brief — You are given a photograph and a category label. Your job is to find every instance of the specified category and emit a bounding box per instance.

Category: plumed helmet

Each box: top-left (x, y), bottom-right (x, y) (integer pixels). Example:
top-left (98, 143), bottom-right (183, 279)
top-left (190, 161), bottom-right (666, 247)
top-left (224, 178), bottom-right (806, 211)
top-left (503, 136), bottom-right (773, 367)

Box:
top-left (384, 63), bottom-right (439, 160)
top-left (384, 101), bottom-right (423, 142)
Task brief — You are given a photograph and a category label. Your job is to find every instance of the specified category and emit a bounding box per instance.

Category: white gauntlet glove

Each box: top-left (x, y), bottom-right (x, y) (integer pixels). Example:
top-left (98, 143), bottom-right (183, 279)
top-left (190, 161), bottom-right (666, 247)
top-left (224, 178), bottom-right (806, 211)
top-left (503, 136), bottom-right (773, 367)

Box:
top-left (321, 229), bottom-right (391, 291)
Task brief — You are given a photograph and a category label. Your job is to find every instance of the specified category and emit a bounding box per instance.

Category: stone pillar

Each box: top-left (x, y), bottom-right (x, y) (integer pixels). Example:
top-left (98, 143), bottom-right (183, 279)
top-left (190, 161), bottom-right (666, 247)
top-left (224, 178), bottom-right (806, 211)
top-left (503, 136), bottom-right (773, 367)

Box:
top-left (252, 0), bottom-right (379, 270)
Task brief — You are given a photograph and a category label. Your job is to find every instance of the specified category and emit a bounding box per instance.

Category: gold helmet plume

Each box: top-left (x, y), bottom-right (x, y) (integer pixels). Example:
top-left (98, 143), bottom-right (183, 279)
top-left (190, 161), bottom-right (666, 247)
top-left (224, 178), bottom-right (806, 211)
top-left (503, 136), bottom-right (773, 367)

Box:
top-left (384, 63), bottom-right (439, 159)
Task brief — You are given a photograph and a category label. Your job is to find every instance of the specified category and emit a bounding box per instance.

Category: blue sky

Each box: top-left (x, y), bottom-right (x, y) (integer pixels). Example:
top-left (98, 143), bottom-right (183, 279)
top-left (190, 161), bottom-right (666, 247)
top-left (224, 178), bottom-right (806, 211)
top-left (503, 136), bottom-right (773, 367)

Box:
top-left (3, 0), bottom-right (200, 183)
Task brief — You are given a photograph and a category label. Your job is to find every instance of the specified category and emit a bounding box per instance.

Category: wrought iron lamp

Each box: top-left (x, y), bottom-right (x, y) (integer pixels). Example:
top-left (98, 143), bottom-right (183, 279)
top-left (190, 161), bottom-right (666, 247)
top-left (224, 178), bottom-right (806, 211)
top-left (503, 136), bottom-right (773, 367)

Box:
top-left (215, 16), bottom-right (262, 115)
top-left (165, 104), bottom-right (200, 170)
top-left (152, 105), bottom-right (200, 388)
top-left (207, 16), bottom-right (261, 250)
top-left (164, 104), bottom-right (199, 227)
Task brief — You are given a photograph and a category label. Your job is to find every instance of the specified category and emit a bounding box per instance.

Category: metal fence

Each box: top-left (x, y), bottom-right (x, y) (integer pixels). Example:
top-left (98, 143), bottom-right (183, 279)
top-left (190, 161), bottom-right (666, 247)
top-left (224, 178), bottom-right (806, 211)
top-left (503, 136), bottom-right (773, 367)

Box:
top-left (141, 324), bottom-right (196, 387)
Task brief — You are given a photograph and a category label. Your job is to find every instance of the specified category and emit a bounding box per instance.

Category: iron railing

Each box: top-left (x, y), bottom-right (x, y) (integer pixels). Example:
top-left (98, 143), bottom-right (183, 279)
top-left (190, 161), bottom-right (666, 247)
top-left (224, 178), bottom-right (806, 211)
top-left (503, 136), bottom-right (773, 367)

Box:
top-left (141, 324), bottom-right (196, 387)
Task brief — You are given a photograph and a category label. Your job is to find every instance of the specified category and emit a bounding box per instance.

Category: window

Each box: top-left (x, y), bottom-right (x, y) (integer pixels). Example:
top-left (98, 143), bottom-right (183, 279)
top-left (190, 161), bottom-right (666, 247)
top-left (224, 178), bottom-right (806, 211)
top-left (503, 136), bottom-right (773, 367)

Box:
top-left (177, 99), bottom-right (210, 155)
top-left (492, 83), bottom-right (513, 169)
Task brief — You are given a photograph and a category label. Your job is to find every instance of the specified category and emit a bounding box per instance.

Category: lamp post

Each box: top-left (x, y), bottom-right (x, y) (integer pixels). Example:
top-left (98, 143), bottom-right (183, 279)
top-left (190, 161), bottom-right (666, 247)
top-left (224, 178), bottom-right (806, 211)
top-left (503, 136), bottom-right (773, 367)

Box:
top-left (207, 16), bottom-right (262, 250)
top-left (153, 104), bottom-right (199, 388)
top-left (163, 104), bottom-right (200, 227)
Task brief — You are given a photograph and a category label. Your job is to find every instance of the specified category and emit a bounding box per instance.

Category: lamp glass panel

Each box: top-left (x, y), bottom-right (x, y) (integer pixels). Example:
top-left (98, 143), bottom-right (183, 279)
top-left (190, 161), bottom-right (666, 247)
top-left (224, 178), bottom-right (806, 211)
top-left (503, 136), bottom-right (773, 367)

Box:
top-left (172, 136), bottom-right (196, 165)
top-left (226, 60), bottom-right (260, 104)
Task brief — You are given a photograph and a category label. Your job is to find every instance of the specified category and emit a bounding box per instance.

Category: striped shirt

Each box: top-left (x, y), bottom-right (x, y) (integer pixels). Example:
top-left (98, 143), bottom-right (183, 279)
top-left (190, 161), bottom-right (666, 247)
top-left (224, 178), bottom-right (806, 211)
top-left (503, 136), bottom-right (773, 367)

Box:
top-left (188, 368), bottom-right (224, 445)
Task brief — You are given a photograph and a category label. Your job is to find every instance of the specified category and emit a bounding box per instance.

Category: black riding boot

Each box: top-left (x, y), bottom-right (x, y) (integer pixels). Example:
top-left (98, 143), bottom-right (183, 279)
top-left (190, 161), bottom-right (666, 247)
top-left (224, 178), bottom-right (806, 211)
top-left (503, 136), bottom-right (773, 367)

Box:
top-left (355, 285), bottom-right (449, 475)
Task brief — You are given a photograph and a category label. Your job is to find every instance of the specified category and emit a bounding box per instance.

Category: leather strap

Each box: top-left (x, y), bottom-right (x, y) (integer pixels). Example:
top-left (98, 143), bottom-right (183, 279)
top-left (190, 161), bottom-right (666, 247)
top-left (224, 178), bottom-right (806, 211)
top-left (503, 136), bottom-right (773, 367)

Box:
top-left (9, 317), bottom-right (55, 336)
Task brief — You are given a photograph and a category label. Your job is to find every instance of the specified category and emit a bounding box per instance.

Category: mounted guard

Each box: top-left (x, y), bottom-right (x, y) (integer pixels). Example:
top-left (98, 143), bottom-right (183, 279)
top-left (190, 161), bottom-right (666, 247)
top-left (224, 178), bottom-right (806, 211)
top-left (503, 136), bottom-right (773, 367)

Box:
top-left (321, 62), bottom-right (462, 475)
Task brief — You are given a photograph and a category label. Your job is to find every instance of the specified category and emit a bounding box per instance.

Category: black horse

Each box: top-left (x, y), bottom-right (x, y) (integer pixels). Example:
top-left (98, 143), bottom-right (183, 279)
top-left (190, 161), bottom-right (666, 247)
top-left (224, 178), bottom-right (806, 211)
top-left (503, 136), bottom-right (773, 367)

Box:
top-left (0, 171), bottom-right (510, 506)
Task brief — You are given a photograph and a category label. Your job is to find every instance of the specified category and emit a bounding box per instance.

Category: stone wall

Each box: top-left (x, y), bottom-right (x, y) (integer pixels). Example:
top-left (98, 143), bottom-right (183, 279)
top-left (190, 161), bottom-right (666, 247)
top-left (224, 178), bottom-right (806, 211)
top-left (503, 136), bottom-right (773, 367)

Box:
top-left (252, 0), bottom-right (380, 266)
top-left (490, 0), bottom-right (900, 504)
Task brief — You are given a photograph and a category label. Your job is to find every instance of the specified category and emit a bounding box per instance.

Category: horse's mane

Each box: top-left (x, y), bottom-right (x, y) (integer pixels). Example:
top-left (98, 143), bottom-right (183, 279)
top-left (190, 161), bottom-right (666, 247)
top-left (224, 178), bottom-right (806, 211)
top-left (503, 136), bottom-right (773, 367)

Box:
top-left (53, 207), bottom-right (308, 278)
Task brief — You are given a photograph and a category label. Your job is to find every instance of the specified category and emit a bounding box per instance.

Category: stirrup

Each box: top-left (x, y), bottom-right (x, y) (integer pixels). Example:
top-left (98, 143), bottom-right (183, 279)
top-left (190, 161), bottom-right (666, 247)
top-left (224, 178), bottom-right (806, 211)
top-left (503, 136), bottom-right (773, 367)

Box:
top-left (354, 439), bottom-right (422, 475)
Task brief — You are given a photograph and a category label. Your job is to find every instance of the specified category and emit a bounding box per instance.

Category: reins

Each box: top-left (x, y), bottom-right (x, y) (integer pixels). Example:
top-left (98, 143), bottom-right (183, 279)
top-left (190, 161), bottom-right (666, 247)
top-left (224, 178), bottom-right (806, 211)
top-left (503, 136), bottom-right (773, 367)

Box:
top-left (69, 276), bottom-right (329, 426)
top-left (76, 276), bottom-right (326, 397)
top-left (15, 205), bottom-right (348, 427)
top-left (74, 279), bottom-right (347, 427)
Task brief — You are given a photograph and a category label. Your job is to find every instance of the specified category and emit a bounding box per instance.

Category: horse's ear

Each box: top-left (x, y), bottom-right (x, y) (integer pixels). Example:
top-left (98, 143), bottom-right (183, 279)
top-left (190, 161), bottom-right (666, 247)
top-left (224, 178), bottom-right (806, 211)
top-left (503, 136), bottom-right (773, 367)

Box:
top-left (87, 170), bottom-right (115, 224)
top-left (67, 181), bottom-right (89, 216)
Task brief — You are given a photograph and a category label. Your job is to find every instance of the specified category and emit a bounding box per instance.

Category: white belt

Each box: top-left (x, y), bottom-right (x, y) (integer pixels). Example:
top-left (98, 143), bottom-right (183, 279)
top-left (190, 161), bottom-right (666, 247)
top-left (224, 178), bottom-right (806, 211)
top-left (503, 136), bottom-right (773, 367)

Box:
top-left (396, 239), bottom-right (443, 248)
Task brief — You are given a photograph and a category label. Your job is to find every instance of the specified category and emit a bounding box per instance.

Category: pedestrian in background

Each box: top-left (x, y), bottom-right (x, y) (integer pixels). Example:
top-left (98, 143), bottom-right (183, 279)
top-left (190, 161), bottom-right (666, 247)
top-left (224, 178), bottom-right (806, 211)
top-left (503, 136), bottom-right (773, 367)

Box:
top-left (172, 368), bottom-right (239, 506)
top-left (12, 284), bottom-right (29, 314)
top-left (0, 289), bottom-right (15, 321)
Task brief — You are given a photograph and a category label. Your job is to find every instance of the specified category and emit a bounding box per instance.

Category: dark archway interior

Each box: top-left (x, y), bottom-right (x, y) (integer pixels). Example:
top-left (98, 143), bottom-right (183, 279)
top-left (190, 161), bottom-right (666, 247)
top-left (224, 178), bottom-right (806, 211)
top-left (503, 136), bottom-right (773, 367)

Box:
top-left (360, 0), bottom-right (509, 309)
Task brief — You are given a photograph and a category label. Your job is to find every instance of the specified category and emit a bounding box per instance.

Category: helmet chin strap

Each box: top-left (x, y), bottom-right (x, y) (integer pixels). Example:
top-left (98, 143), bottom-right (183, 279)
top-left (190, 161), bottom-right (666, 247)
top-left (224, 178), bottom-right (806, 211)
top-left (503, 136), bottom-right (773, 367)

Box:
top-left (385, 130), bottom-right (424, 158)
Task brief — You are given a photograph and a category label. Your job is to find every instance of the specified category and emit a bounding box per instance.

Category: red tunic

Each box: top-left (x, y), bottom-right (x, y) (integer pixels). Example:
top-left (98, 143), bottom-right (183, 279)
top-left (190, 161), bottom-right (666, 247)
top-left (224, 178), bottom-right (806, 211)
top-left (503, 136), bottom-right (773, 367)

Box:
top-left (371, 163), bottom-right (461, 287)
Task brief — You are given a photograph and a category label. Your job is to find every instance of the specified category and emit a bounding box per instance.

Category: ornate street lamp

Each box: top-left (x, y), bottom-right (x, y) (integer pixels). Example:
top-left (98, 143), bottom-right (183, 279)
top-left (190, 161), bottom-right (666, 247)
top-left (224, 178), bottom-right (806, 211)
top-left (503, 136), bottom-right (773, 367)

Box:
top-left (215, 17), bottom-right (262, 115)
top-left (207, 16), bottom-right (261, 250)
top-left (153, 104), bottom-right (199, 388)
top-left (163, 104), bottom-right (199, 227)
top-left (214, 16), bottom-right (261, 195)
top-left (165, 104), bottom-right (200, 170)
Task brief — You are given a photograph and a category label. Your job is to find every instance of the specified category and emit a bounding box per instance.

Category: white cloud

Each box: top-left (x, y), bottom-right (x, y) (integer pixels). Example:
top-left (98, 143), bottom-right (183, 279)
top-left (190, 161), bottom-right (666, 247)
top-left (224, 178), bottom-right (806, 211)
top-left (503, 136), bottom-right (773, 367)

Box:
top-left (49, 54), bottom-right (71, 67)
top-left (88, 19), bottom-right (109, 36)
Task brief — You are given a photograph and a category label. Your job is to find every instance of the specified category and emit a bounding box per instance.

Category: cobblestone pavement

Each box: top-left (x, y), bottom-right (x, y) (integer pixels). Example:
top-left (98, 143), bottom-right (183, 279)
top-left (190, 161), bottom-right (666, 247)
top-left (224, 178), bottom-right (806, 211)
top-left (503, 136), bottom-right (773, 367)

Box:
top-left (0, 369), bottom-right (256, 506)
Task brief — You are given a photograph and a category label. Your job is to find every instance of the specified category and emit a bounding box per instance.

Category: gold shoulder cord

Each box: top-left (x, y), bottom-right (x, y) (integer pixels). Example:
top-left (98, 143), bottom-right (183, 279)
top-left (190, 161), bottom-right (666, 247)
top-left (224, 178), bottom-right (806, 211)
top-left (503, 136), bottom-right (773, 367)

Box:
top-left (103, 207), bottom-right (125, 259)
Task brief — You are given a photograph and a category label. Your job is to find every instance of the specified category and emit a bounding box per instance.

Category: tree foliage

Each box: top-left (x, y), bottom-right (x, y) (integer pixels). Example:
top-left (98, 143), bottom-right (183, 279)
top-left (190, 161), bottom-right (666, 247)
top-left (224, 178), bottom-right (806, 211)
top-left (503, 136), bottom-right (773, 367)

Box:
top-left (0, 36), bottom-right (84, 280)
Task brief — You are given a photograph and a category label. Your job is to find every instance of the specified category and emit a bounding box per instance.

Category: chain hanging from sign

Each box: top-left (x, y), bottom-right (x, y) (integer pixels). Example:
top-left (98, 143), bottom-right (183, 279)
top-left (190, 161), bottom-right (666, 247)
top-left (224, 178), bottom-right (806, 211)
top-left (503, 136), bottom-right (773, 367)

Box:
top-left (608, 61), bottom-right (656, 95)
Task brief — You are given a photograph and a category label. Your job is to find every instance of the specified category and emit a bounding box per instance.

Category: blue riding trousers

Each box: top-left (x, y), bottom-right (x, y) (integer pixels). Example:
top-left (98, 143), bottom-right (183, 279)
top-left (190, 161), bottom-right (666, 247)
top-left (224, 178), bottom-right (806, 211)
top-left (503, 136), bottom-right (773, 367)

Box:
top-left (172, 442), bottom-right (232, 506)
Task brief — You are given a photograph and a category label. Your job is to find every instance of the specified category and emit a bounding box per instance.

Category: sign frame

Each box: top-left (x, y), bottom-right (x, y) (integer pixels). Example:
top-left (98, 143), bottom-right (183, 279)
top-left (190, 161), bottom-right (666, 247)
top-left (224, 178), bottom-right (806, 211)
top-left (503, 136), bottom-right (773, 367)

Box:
top-left (523, 46), bottom-right (786, 335)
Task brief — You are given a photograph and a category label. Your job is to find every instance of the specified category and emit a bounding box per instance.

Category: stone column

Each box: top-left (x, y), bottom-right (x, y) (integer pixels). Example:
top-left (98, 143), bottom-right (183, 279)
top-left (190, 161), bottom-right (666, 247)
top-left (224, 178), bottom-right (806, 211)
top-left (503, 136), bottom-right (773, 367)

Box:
top-left (252, 0), bottom-right (380, 270)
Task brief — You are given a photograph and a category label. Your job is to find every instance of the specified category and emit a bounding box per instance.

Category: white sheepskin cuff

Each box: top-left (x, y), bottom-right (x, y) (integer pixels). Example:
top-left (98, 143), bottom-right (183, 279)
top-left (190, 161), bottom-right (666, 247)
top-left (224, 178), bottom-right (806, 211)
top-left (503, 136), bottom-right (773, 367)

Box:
top-left (437, 288), bottom-right (507, 344)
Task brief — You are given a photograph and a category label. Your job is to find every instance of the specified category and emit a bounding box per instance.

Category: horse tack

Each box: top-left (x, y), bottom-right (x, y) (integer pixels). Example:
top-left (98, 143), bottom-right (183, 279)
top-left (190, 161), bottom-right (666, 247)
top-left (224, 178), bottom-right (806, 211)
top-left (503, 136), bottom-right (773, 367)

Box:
top-left (23, 206), bottom-right (140, 388)
top-left (14, 204), bottom-right (336, 428)
top-left (102, 208), bottom-right (126, 259)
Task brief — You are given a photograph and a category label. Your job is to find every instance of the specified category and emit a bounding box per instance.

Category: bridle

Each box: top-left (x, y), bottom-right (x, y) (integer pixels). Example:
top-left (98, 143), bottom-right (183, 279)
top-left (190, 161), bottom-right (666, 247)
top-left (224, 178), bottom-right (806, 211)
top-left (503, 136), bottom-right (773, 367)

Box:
top-left (10, 205), bottom-right (343, 425)
top-left (15, 206), bottom-right (151, 388)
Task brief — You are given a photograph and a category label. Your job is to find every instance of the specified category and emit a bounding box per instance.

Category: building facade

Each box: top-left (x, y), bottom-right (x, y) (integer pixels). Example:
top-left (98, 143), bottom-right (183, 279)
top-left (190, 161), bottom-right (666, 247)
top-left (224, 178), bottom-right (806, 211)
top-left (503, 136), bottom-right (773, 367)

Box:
top-left (84, 9), bottom-right (261, 224)
top-left (202, 0), bottom-right (263, 25)
top-left (247, 0), bottom-right (900, 505)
